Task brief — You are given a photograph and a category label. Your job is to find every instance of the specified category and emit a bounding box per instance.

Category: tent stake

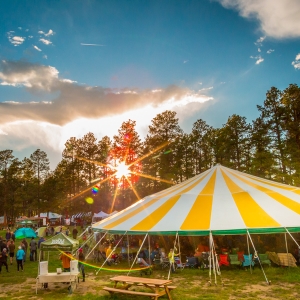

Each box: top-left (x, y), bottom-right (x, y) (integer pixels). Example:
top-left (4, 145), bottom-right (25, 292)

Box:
top-left (247, 230), bottom-right (270, 285)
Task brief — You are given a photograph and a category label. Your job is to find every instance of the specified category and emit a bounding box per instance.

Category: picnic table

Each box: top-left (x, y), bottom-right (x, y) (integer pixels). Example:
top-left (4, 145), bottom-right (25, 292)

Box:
top-left (103, 275), bottom-right (176, 299)
top-left (36, 271), bottom-right (80, 294)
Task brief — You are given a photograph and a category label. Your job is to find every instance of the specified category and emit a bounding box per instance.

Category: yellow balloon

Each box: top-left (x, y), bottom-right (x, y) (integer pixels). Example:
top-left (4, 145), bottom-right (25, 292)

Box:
top-left (85, 197), bottom-right (94, 204)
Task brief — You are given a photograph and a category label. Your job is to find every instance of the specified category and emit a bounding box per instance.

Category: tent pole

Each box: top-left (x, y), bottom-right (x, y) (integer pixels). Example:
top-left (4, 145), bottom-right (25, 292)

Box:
top-left (86, 231), bottom-right (107, 260)
top-left (168, 232), bottom-right (179, 280)
top-left (284, 233), bottom-right (289, 269)
top-left (247, 230), bottom-right (270, 285)
top-left (127, 234), bottom-right (130, 267)
top-left (246, 233), bottom-right (252, 274)
top-left (148, 234), bottom-right (151, 265)
top-left (209, 232), bottom-right (217, 286)
top-left (127, 233), bottom-right (148, 276)
top-left (77, 232), bottom-right (94, 253)
top-left (178, 234), bottom-right (182, 270)
top-left (284, 227), bottom-right (300, 248)
top-left (96, 231), bottom-right (127, 275)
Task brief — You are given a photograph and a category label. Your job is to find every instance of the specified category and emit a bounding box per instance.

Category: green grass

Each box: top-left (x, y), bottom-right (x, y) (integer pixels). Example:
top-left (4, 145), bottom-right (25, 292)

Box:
top-left (1, 230), bottom-right (300, 299)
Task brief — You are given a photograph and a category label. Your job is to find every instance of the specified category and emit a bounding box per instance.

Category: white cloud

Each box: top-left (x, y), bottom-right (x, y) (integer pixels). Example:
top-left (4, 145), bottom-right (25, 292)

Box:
top-left (0, 61), bottom-right (213, 127)
top-left (183, 60), bottom-right (189, 63)
top-left (267, 49), bottom-right (274, 54)
top-left (33, 45), bottom-right (42, 52)
top-left (80, 43), bottom-right (104, 46)
top-left (39, 29), bottom-right (54, 37)
top-left (7, 33), bottom-right (25, 46)
top-left (250, 55), bottom-right (264, 64)
top-left (258, 48), bottom-right (261, 52)
top-left (218, 0), bottom-right (300, 39)
top-left (28, 35), bottom-right (33, 39)
top-left (39, 38), bottom-right (52, 45)
top-left (292, 53), bottom-right (300, 69)
top-left (43, 55), bottom-right (48, 59)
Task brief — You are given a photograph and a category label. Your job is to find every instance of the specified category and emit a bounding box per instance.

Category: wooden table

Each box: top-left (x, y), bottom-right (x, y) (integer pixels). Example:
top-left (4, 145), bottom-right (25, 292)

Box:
top-left (103, 275), bottom-right (175, 300)
top-left (36, 272), bottom-right (80, 294)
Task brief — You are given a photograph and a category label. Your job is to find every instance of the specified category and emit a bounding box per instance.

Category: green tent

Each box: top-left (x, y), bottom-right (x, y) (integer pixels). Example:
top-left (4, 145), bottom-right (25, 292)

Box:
top-left (40, 232), bottom-right (79, 252)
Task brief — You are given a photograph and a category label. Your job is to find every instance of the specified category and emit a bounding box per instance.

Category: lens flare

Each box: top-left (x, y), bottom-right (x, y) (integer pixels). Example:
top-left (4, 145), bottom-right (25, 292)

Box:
top-left (85, 197), bottom-right (94, 204)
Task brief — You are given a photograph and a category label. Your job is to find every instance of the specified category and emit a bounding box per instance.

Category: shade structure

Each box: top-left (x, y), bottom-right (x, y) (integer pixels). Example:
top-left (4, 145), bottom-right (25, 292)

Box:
top-left (40, 232), bottom-right (79, 251)
top-left (15, 227), bottom-right (37, 239)
top-left (92, 165), bottom-right (300, 236)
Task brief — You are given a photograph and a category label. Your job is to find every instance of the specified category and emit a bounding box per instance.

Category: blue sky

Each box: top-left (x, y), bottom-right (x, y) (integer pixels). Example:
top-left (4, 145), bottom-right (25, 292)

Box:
top-left (0, 0), bottom-right (300, 168)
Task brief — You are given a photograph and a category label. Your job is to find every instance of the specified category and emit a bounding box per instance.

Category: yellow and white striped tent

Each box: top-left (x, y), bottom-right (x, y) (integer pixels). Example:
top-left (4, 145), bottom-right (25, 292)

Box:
top-left (92, 164), bottom-right (300, 235)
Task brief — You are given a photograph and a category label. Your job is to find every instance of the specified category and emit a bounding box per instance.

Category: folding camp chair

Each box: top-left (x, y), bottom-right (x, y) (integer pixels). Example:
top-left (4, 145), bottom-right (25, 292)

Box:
top-left (242, 254), bottom-right (255, 269)
top-left (258, 254), bottom-right (271, 267)
top-left (229, 254), bottom-right (241, 268)
top-left (200, 252), bottom-right (210, 269)
top-left (174, 257), bottom-right (185, 270)
top-left (219, 254), bottom-right (230, 267)
top-left (231, 248), bottom-right (239, 254)
top-left (185, 257), bottom-right (199, 268)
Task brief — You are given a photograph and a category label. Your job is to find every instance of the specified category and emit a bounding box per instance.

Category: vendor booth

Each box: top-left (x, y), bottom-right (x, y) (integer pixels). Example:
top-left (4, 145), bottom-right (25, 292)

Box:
top-left (36, 233), bottom-right (80, 294)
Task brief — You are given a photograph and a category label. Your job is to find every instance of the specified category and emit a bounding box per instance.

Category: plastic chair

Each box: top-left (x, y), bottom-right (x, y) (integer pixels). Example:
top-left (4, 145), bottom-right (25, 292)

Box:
top-left (258, 253), bottom-right (271, 267)
top-left (229, 254), bottom-right (241, 268)
top-left (237, 251), bottom-right (244, 262)
top-left (219, 254), bottom-right (230, 267)
top-left (242, 254), bottom-right (255, 268)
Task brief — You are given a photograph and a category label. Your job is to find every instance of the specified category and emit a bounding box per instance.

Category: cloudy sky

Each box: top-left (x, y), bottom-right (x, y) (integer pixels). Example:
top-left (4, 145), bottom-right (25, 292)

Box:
top-left (0, 0), bottom-right (300, 169)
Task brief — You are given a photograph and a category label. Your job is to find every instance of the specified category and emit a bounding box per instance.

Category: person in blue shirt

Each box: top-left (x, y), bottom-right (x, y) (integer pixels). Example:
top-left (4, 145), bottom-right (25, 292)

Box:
top-left (16, 246), bottom-right (25, 271)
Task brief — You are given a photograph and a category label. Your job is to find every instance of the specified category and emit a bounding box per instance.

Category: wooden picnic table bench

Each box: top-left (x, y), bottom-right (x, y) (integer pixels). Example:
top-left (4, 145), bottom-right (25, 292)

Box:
top-left (105, 275), bottom-right (175, 299)
top-left (103, 287), bottom-right (159, 299)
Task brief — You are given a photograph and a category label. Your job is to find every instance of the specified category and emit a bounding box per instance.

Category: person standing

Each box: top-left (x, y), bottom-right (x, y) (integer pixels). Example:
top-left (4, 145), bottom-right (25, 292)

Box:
top-left (11, 231), bottom-right (15, 243)
top-left (0, 248), bottom-right (9, 273)
top-left (168, 248), bottom-right (180, 273)
top-left (78, 248), bottom-right (85, 282)
top-left (29, 237), bottom-right (37, 261)
top-left (8, 240), bottom-right (15, 265)
top-left (22, 238), bottom-right (28, 262)
top-left (72, 226), bottom-right (78, 239)
top-left (59, 252), bottom-right (71, 272)
top-left (16, 246), bottom-right (25, 271)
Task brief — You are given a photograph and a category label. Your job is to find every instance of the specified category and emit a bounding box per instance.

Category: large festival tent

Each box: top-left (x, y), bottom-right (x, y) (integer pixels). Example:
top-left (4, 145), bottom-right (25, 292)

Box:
top-left (92, 164), bottom-right (300, 235)
top-left (92, 164), bottom-right (300, 283)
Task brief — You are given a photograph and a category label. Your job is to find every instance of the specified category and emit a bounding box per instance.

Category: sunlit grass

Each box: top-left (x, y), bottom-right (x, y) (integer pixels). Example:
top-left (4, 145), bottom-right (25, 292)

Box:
top-left (1, 230), bottom-right (300, 299)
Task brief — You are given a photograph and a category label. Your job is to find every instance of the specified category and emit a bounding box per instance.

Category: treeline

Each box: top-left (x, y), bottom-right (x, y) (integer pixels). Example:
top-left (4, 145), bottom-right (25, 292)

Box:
top-left (0, 84), bottom-right (300, 220)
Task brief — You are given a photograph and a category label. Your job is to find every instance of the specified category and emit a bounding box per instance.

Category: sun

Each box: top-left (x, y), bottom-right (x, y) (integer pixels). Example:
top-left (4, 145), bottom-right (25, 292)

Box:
top-left (114, 161), bottom-right (131, 179)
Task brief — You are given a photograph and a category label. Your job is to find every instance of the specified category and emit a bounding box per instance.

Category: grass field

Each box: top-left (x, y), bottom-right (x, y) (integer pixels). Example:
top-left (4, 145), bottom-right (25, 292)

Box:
top-left (1, 230), bottom-right (300, 300)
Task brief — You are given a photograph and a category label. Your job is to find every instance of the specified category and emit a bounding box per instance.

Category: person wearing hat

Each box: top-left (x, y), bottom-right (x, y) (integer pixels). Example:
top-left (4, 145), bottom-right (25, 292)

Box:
top-left (0, 248), bottom-right (9, 273)
top-left (78, 248), bottom-right (85, 282)
top-left (16, 246), bottom-right (25, 271)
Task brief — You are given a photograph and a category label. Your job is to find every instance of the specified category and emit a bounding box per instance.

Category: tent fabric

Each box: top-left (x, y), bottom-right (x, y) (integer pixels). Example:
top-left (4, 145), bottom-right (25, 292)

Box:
top-left (15, 228), bottom-right (37, 239)
top-left (40, 232), bottom-right (79, 251)
top-left (92, 164), bottom-right (300, 236)
top-left (35, 227), bottom-right (47, 237)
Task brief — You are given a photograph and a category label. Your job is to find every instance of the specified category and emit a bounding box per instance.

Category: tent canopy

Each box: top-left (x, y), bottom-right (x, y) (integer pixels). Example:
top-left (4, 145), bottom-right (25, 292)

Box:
top-left (40, 232), bottom-right (79, 251)
top-left (92, 165), bottom-right (300, 236)
top-left (15, 227), bottom-right (37, 239)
